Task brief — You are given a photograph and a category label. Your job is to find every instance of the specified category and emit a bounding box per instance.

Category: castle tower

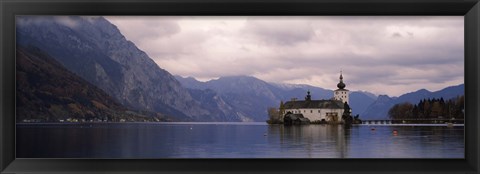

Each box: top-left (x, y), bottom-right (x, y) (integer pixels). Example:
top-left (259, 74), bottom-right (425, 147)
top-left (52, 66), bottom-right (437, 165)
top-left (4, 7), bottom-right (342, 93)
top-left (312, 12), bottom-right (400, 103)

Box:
top-left (334, 71), bottom-right (349, 104)
top-left (305, 90), bottom-right (312, 101)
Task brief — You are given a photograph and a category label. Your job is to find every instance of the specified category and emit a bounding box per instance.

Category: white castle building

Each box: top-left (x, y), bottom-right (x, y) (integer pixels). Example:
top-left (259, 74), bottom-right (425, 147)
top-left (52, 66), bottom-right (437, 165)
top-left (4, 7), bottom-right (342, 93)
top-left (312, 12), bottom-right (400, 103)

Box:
top-left (282, 72), bottom-right (350, 122)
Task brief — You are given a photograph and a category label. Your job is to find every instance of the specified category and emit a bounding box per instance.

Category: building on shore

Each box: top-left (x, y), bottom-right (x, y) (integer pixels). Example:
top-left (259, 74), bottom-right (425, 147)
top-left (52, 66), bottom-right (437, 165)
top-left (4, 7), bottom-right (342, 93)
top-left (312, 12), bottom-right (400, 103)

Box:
top-left (281, 72), bottom-right (350, 123)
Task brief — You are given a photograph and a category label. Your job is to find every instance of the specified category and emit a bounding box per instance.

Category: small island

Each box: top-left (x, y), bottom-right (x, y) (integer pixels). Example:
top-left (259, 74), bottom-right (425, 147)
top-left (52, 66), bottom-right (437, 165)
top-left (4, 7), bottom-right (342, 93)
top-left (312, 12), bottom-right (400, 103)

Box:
top-left (267, 72), bottom-right (361, 125)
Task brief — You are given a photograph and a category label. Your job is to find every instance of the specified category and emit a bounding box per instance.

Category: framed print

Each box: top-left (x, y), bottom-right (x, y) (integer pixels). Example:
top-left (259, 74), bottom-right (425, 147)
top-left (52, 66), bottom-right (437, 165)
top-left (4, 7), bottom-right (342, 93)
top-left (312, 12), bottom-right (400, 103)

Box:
top-left (1, 0), bottom-right (479, 173)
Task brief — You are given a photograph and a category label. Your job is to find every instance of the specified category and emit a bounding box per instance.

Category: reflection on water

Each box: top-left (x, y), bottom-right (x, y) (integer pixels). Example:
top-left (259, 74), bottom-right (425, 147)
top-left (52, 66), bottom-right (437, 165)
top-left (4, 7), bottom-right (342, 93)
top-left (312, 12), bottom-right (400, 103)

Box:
top-left (267, 124), bottom-right (349, 158)
top-left (16, 123), bottom-right (464, 158)
top-left (268, 124), bottom-right (464, 158)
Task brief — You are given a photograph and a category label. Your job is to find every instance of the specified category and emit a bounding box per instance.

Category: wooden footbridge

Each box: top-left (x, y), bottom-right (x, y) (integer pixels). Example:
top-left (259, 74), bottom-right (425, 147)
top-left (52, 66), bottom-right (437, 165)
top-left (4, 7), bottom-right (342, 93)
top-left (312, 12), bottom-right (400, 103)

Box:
top-left (361, 118), bottom-right (464, 124)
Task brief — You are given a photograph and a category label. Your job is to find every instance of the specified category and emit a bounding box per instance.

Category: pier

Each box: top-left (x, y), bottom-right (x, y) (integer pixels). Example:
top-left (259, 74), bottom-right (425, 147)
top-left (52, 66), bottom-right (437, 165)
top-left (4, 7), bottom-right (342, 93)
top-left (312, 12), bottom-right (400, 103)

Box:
top-left (361, 118), bottom-right (464, 125)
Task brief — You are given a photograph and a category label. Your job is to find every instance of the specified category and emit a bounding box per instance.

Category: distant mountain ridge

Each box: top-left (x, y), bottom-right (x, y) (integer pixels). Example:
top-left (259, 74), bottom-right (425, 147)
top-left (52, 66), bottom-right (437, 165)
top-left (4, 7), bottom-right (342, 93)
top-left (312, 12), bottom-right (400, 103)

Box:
top-left (176, 75), bottom-right (463, 121)
top-left (176, 75), bottom-right (285, 121)
top-left (175, 75), bottom-right (378, 119)
top-left (362, 84), bottom-right (464, 119)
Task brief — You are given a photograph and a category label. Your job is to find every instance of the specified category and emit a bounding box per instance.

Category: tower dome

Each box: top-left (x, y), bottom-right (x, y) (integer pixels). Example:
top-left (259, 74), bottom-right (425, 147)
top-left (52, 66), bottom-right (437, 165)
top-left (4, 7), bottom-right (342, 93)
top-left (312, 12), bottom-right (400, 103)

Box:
top-left (305, 90), bottom-right (312, 101)
top-left (337, 72), bottom-right (346, 89)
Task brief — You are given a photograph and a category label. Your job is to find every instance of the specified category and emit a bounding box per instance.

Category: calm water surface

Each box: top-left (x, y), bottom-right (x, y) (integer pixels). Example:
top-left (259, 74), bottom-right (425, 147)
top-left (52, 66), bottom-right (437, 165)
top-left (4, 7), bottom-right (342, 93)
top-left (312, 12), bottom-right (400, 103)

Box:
top-left (16, 122), bottom-right (464, 158)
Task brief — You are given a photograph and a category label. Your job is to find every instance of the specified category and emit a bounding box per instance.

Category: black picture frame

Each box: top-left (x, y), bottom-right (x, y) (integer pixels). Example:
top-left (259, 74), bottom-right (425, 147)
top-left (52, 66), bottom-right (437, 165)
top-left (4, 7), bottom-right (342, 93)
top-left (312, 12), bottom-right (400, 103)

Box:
top-left (1, 0), bottom-right (479, 173)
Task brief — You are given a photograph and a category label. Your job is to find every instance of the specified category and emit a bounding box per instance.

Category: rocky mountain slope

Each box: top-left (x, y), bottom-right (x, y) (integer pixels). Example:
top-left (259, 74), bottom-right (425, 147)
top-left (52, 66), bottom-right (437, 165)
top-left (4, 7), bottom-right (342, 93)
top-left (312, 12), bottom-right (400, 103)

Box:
top-left (16, 16), bottom-right (239, 121)
top-left (16, 46), bottom-right (165, 122)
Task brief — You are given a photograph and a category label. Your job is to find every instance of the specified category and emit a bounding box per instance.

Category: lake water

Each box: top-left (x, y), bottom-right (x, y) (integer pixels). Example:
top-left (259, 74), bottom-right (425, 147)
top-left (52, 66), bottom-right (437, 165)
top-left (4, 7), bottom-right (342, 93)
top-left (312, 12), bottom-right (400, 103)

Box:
top-left (16, 122), bottom-right (464, 158)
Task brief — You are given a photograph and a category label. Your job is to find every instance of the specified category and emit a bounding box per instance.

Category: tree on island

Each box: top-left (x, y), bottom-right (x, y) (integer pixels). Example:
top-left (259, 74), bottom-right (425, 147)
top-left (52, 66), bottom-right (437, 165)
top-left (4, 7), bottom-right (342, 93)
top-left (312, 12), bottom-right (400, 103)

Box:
top-left (342, 102), bottom-right (362, 125)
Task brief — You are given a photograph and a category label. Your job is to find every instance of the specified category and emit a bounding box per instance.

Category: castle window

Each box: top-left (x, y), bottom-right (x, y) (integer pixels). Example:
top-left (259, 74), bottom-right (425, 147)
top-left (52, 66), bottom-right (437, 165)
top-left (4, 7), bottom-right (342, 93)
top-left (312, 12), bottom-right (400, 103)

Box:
top-left (310, 110), bottom-right (312, 113)
top-left (318, 110), bottom-right (321, 113)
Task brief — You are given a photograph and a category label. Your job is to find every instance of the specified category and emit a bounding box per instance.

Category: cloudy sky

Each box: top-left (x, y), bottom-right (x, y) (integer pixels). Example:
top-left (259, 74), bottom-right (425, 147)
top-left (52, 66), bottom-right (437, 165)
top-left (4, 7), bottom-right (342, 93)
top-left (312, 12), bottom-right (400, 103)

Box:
top-left (106, 16), bottom-right (464, 97)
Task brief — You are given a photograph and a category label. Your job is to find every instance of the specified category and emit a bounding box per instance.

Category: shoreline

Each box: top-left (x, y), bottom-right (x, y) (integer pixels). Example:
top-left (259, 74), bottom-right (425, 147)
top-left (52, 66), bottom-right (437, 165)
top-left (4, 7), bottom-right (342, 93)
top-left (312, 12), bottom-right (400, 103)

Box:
top-left (16, 122), bottom-right (465, 127)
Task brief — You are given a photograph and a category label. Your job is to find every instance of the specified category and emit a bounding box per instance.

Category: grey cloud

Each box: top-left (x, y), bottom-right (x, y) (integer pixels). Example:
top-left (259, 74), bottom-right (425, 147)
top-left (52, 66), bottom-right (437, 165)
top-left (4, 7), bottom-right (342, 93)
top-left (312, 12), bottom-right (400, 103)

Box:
top-left (17, 16), bottom-right (80, 29)
top-left (392, 32), bottom-right (402, 38)
top-left (407, 32), bottom-right (414, 37)
top-left (242, 18), bottom-right (315, 46)
top-left (106, 16), bottom-right (463, 96)
top-left (106, 16), bottom-right (181, 43)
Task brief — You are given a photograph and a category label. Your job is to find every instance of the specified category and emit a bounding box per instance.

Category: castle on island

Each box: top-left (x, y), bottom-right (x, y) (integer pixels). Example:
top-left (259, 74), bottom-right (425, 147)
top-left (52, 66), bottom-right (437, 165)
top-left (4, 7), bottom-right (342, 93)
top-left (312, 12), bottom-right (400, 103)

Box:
top-left (280, 72), bottom-right (351, 124)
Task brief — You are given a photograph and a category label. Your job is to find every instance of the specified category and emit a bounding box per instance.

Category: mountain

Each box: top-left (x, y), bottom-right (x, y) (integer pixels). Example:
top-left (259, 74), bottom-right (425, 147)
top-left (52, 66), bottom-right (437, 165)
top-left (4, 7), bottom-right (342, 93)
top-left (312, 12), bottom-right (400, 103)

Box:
top-left (269, 82), bottom-right (333, 101)
top-left (16, 16), bottom-right (245, 121)
top-left (361, 95), bottom-right (395, 120)
top-left (174, 76), bottom-right (208, 90)
top-left (187, 88), bottom-right (252, 121)
top-left (16, 46), bottom-right (166, 122)
top-left (362, 84), bottom-right (464, 119)
top-left (349, 91), bottom-right (377, 116)
top-left (427, 84), bottom-right (465, 100)
top-left (355, 91), bottom-right (377, 100)
top-left (176, 75), bottom-right (377, 120)
top-left (193, 76), bottom-right (281, 121)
